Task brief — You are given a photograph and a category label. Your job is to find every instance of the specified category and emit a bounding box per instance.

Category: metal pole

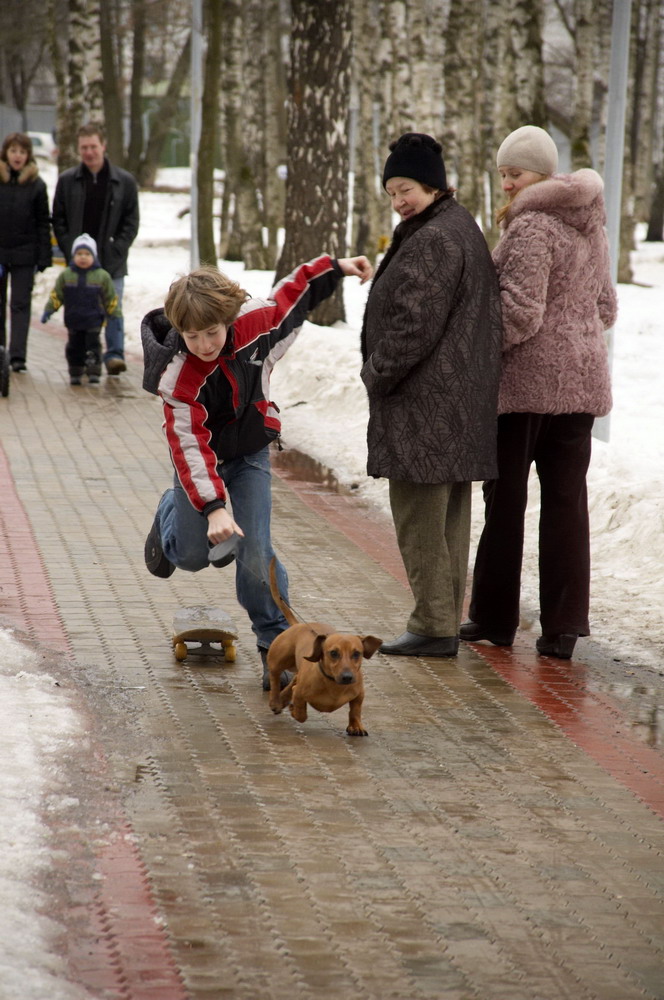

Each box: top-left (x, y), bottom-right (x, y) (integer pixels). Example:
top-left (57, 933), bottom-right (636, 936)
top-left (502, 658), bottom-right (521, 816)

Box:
top-left (190, 0), bottom-right (204, 270)
top-left (595, 0), bottom-right (632, 442)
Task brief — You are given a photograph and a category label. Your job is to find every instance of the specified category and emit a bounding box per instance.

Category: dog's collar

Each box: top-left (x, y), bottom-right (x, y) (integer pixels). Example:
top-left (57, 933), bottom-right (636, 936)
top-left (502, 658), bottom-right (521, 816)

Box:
top-left (318, 661), bottom-right (340, 684)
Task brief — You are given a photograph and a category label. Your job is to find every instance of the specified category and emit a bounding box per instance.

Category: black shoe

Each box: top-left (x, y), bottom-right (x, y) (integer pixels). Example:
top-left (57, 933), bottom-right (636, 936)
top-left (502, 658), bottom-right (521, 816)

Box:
top-left (144, 516), bottom-right (175, 578)
top-left (70, 376), bottom-right (82, 386)
top-left (10, 359), bottom-right (26, 372)
top-left (459, 620), bottom-right (515, 646)
top-left (536, 633), bottom-right (577, 660)
top-left (260, 648), bottom-right (293, 690)
top-left (380, 631), bottom-right (459, 658)
top-left (88, 374), bottom-right (100, 384)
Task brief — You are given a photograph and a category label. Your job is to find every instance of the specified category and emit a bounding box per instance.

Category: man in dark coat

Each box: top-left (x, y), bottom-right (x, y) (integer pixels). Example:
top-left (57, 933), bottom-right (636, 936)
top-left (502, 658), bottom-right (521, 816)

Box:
top-left (52, 121), bottom-right (139, 375)
top-left (361, 133), bottom-right (502, 657)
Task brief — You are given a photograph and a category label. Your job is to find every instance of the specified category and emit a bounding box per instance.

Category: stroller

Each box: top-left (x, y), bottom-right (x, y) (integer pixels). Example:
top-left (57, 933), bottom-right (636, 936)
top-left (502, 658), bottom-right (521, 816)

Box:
top-left (0, 265), bottom-right (9, 397)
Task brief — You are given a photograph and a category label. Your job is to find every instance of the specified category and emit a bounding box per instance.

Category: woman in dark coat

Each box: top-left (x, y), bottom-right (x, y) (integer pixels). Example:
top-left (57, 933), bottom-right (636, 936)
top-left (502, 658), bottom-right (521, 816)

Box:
top-left (0, 132), bottom-right (52, 371)
top-left (361, 133), bottom-right (502, 657)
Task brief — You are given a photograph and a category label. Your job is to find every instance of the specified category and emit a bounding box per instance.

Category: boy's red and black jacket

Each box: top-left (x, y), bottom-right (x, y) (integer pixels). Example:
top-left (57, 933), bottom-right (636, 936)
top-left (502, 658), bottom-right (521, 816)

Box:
top-left (140, 255), bottom-right (342, 516)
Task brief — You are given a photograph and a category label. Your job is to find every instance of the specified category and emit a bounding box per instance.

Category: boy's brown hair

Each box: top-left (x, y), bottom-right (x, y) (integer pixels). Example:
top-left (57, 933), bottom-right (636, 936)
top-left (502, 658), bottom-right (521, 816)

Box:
top-left (164, 265), bottom-right (248, 332)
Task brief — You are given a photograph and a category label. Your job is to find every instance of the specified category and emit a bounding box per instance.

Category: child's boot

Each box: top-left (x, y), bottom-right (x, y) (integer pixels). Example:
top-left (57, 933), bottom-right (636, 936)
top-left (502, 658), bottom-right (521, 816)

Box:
top-left (86, 350), bottom-right (102, 384)
top-left (69, 365), bottom-right (85, 386)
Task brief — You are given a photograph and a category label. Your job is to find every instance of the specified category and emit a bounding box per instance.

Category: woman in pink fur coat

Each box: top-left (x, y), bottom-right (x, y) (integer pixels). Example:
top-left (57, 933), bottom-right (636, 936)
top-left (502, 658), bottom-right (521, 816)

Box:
top-left (460, 125), bottom-right (618, 660)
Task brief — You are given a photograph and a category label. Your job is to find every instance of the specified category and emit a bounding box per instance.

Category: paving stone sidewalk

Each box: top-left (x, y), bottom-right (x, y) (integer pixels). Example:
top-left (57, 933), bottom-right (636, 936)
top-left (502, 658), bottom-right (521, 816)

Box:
top-left (1, 325), bottom-right (663, 1000)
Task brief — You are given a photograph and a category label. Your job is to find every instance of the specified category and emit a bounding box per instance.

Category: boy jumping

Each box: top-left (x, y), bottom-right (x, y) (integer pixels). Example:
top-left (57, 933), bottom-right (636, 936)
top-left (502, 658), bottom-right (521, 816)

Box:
top-left (141, 253), bottom-right (372, 688)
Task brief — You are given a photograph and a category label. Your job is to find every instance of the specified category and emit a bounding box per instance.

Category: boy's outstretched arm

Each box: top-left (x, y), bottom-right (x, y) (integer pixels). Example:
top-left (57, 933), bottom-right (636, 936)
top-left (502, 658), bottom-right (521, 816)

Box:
top-left (336, 255), bottom-right (373, 284)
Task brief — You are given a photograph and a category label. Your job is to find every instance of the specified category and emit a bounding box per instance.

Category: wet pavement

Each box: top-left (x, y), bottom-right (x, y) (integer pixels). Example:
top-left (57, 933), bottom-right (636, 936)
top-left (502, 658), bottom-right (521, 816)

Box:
top-left (1, 324), bottom-right (664, 1000)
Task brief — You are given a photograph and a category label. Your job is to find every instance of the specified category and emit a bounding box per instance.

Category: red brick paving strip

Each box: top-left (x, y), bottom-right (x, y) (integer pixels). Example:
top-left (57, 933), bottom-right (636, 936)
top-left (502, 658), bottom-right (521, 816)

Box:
top-left (0, 444), bottom-right (189, 1000)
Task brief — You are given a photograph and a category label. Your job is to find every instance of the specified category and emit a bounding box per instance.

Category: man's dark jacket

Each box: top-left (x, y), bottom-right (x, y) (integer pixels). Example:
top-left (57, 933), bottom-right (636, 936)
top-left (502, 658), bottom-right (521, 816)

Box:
top-left (52, 159), bottom-right (139, 279)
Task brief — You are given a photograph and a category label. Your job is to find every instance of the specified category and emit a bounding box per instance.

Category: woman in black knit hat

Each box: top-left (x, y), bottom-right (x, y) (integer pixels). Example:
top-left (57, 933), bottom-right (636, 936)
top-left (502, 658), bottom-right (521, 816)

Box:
top-left (360, 133), bottom-right (502, 657)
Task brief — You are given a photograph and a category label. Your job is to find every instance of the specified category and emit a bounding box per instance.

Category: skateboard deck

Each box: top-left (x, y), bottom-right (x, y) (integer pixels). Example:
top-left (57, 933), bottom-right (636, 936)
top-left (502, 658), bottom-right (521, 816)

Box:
top-left (172, 605), bottom-right (239, 663)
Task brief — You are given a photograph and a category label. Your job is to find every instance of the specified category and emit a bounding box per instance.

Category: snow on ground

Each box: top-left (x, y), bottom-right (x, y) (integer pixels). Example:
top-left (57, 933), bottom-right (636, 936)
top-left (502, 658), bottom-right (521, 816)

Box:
top-left (3, 165), bottom-right (663, 997)
top-left (0, 633), bottom-right (89, 1000)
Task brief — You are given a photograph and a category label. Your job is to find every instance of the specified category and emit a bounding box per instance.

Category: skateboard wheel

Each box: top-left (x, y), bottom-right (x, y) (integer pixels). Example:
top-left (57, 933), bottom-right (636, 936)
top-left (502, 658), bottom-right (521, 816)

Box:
top-left (223, 641), bottom-right (236, 663)
top-left (174, 641), bottom-right (188, 661)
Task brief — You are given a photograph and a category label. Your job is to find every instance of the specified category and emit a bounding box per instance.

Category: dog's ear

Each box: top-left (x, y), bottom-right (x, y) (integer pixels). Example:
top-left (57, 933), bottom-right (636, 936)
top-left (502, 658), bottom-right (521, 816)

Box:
top-left (361, 635), bottom-right (383, 659)
top-left (303, 634), bottom-right (328, 662)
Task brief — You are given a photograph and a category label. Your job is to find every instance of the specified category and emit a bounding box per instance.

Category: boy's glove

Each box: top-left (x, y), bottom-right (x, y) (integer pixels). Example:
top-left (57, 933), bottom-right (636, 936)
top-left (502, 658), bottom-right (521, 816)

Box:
top-left (40, 311), bottom-right (50, 324)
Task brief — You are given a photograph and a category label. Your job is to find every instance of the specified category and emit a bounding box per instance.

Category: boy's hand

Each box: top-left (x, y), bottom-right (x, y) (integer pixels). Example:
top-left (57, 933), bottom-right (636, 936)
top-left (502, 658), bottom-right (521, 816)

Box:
top-left (206, 506), bottom-right (244, 545)
top-left (40, 311), bottom-right (50, 324)
top-left (337, 255), bottom-right (374, 284)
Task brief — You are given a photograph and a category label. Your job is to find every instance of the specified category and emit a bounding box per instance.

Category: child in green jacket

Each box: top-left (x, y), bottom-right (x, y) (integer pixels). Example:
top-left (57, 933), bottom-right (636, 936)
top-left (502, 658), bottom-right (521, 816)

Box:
top-left (41, 232), bottom-right (120, 384)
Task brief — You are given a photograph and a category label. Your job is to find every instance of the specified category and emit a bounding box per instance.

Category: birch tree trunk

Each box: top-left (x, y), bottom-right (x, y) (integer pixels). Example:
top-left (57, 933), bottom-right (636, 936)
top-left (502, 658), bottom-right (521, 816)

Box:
top-left (47, 0), bottom-right (70, 170)
top-left (352, 0), bottom-right (393, 261)
top-left (218, 0), bottom-right (243, 260)
top-left (197, 0), bottom-right (222, 266)
top-left (276, 0), bottom-right (351, 326)
top-left (84, 0), bottom-right (104, 120)
top-left (570, 0), bottom-right (595, 168)
top-left (56, 0), bottom-right (88, 169)
top-left (99, 0), bottom-right (124, 162)
top-left (137, 33), bottom-right (191, 188)
top-left (443, 0), bottom-right (485, 217)
top-left (234, 0), bottom-right (271, 269)
top-left (126, 0), bottom-right (147, 177)
top-left (263, 0), bottom-right (288, 266)
top-left (512, 0), bottom-right (546, 126)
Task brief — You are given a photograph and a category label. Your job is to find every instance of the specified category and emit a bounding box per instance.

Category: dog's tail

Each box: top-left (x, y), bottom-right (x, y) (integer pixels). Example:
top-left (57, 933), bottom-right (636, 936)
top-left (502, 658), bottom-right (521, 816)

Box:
top-left (269, 556), bottom-right (298, 626)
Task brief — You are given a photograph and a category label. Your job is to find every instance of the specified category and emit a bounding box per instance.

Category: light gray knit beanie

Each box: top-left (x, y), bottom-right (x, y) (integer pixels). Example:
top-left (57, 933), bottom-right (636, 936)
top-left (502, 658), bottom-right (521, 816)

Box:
top-left (71, 232), bottom-right (99, 259)
top-left (496, 125), bottom-right (558, 176)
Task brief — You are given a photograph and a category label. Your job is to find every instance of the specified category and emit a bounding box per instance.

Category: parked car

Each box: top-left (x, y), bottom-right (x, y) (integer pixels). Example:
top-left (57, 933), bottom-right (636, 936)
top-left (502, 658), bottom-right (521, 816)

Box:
top-left (27, 132), bottom-right (58, 163)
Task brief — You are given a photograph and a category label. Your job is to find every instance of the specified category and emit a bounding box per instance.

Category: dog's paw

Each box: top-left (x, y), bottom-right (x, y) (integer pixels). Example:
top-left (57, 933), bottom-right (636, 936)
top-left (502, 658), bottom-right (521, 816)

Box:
top-left (346, 725), bottom-right (368, 737)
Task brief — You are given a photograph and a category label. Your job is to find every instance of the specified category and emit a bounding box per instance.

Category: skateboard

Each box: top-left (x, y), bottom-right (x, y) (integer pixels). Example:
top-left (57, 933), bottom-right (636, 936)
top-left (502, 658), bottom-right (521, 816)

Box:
top-left (172, 605), bottom-right (239, 663)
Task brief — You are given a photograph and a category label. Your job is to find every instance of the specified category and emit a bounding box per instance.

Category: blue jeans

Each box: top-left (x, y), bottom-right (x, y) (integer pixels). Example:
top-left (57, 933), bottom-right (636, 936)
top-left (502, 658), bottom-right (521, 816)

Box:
top-left (104, 277), bottom-right (125, 361)
top-left (156, 447), bottom-right (289, 649)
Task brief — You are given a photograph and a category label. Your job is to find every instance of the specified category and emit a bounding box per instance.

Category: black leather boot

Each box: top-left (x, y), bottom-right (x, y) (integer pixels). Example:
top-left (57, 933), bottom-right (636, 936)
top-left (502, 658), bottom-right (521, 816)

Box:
top-left (459, 620), bottom-right (515, 646)
top-left (379, 631), bottom-right (459, 657)
top-left (536, 634), bottom-right (577, 659)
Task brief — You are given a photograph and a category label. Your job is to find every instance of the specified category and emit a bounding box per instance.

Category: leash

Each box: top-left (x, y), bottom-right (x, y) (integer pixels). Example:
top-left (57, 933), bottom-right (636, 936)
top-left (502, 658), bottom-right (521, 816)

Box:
top-left (211, 541), bottom-right (308, 625)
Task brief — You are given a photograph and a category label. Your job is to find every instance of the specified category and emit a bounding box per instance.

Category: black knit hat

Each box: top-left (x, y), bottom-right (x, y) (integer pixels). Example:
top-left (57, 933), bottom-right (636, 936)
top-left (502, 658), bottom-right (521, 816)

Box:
top-left (382, 132), bottom-right (447, 191)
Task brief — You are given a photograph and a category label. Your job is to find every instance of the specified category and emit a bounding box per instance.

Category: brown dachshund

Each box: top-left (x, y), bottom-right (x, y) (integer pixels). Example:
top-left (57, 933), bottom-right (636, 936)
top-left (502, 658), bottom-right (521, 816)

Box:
top-left (267, 559), bottom-right (382, 736)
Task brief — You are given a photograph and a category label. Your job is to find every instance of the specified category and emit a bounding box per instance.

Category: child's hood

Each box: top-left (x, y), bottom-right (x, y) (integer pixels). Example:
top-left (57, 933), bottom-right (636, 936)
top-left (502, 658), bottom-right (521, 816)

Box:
top-left (141, 307), bottom-right (183, 395)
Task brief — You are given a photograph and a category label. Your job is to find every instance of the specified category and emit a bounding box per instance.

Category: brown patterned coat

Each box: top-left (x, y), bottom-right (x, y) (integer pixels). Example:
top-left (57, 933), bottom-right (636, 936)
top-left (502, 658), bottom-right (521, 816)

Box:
top-left (360, 195), bottom-right (502, 483)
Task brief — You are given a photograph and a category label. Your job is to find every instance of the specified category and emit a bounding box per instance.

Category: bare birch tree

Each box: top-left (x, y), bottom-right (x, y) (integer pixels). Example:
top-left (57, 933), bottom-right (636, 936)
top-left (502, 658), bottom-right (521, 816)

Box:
top-left (276, 0), bottom-right (352, 325)
top-left (56, 0), bottom-right (88, 169)
top-left (97, 0), bottom-right (124, 162)
top-left (197, 0), bottom-right (222, 266)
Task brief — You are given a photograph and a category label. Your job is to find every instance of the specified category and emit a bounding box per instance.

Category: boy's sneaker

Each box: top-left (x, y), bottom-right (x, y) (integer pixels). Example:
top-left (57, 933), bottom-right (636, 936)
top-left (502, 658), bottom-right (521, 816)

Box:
top-left (70, 376), bottom-right (82, 386)
top-left (88, 374), bottom-right (100, 384)
top-left (260, 647), bottom-right (293, 691)
top-left (145, 516), bottom-right (175, 578)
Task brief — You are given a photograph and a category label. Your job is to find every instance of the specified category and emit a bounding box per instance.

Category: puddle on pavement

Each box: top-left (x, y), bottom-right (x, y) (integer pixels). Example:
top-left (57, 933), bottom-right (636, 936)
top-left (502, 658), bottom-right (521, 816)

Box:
top-left (273, 446), bottom-right (359, 495)
top-left (591, 678), bottom-right (664, 748)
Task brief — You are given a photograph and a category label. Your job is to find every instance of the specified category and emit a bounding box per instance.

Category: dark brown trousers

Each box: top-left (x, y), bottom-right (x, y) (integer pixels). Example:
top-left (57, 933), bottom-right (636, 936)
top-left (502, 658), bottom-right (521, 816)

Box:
top-left (469, 411), bottom-right (595, 637)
